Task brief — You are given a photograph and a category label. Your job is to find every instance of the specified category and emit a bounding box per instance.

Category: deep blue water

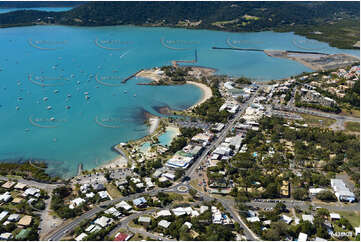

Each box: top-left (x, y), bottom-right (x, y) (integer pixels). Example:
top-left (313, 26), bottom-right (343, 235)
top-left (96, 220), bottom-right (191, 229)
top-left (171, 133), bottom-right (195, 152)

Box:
top-left (0, 7), bottom-right (73, 14)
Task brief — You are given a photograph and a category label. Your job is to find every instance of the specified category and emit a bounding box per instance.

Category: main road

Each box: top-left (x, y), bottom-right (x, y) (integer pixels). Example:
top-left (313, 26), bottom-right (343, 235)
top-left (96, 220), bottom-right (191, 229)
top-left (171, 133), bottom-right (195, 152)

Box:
top-left (46, 90), bottom-right (261, 241)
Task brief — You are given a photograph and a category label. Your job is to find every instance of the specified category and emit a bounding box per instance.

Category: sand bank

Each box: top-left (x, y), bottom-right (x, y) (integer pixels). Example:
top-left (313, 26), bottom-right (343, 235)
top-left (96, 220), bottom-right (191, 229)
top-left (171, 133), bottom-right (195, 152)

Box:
top-left (149, 117), bottom-right (160, 134)
top-left (136, 69), bottom-right (163, 82)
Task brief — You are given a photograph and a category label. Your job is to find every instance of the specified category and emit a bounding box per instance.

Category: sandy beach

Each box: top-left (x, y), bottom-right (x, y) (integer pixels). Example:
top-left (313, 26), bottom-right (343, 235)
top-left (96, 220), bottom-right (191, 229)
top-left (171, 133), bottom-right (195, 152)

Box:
top-left (136, 69), bottom-right (164, 82)
top-left (99, 155), bottom-right (128, 169)
top-left (186, 81), bottom-right (213, 110)
top-left (149, 117), bottom-right (160, 134)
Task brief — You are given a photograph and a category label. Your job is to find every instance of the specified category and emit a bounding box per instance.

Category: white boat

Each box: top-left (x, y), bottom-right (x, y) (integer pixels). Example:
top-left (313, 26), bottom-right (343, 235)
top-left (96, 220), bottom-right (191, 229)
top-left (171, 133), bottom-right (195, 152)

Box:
top-left (50, 117), bottom-right (55, 121)
top-left (43, 97), bottom-right (48, 101)
top-left (47, 106), bottom-right (52, 110)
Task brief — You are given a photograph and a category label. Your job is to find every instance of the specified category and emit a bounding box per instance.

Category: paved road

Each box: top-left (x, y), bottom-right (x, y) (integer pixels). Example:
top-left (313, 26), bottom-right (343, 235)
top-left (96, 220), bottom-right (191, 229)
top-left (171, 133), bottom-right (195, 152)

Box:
top-left (46, 89), bottom-right (259, 241)
top-left (186, 91), bottom-right (258, 180)
top-left (47, 207), bottom-right (102, 241)
top-left (0, 176), bottom-right (63, 192)
top-left (247, 200), bottom-right (360, 212)
top-left (274, 104), bottom-right (360, 122)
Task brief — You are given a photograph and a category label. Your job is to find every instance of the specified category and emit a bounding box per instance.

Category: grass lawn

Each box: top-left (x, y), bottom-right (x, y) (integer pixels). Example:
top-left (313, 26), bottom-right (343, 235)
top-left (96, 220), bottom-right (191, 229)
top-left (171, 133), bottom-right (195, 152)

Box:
top-left (300, 113), bottom-right (336, 128)
top-left (128, 220), bottom-right (144, 229)
top-left (130, 233), bottom-right (145, 241)
top-left (105, 183), bottom-right (123, 199)
top-left (168, 192), bottom-right (184, 201)
top-left (341, 108), bottom-right (360, 118)
top-left (344, 121), bottom-right (360, 133)
top-left (337, 210), bottom-right (360, 227)
top-left (190, 179), bottom-right (203, 192)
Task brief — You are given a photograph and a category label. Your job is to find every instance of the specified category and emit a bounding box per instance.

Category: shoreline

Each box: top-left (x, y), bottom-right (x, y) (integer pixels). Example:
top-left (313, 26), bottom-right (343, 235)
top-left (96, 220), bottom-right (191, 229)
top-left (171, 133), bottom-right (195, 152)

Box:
top-left (186, 81), bottom-right (213, 110)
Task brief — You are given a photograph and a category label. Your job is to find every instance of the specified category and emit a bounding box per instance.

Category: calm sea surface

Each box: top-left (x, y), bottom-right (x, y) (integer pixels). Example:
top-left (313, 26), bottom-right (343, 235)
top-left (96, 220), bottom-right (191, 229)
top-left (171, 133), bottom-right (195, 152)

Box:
top-left (0, 25), bottom-right (359, 177)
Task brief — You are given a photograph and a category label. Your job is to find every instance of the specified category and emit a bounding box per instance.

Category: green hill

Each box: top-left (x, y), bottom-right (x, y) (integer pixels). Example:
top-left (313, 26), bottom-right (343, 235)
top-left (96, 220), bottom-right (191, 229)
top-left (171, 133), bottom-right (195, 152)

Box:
top-left (0, 1), bottom-right (359, 49)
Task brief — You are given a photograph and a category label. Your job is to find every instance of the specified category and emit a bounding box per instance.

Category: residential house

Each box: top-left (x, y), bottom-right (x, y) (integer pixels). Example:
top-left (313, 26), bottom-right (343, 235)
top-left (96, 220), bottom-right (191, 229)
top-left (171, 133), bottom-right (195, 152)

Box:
top-left (69, 198), bottom-right (85, 209)
top-left (18, 215), bottom-right (32, 227)
top-left (94, 216), bottom-right (113, 228)
top-left (158, 220), bottom-right (171, 229)
top-left (133, 197), bottom-right (147, 208)
top-left (75, 233), bottom-right (88, 241)
top-left (116, 201), bottom-right (132, 211)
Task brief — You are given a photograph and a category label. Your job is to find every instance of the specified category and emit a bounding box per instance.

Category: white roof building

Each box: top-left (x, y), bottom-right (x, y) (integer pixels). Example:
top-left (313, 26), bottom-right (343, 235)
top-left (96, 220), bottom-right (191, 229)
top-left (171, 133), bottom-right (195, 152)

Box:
top-left (302, 214), bottom-right (314, 224)
top-left (246, 216), bottom-right (260, 223)
top-left (191, 210), bottom-right (200, 217)
top-left (281, 214), bottom-right (292, 224)
top-left (131, 177), bottom-right (141, 184)
top-left (158, 220), bottom-right (171, 229)
top-left (172, 207), bottom-right (187, 217)
top-left (7, 214), bottom-right (20, 222)
top-left (85, 224), bottom-right (101, 233)
top-left (98, 191), bottom-right (109, 200)
top-left (94, 216), bottom-right (113, 228)
top-left (0, 211), bottom-right (9, 221)
top-left (69, 198), bottom-right (85, 209)
top-left (298, 232), bottom-right (308, 242)
top-left (138, 216), bottom-right (151, 223)
top-left (331, 179), bottom-right (355, 202)
top-left (162, 173), bottom-right (176, 180)
top-left (75, 232), bottom-right (88, 241)
top-left (166, 156), bottom-right (193, 169)
top-left (330, 213), bottom-right (341, 220)
top-left (136, 183), bottom-right (144, 189)
top-left (213, 211), bottom-right (223, 224)
top-left (156, 210), bottom-right (172, 217)
top-left (14, 183), bottom-right (27, 190)
top-left (105, 207), bottom-right (121, 218)
top-left (158, 176), bottom-right (169, 183)
top-left (0, 192), bottom-right (12, 202)
top-left (23, 187), bottom-right (40, 197)
top-left (0, 233), bottom-right (13, 240)
top-left (309, 188), bottom-right (325, 196)
top-left (86, 192), bottom-right (95, 198)
top-left (191, 133), bottom-right (213, 145)
top-left (116, 201), bottom-right (132, 211)
top-left (80, 184), bottom-right (90, 193)
top-left (184, 222), bottom-right (192, 229)
top-left (200, 206), bottom-right (209, 214)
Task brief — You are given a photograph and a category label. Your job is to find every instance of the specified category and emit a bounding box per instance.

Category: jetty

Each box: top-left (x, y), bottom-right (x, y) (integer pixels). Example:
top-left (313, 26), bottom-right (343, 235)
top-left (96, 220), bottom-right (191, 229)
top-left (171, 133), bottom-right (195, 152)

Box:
top-left (172, 49), bottom-right (198, 67)
top-left (211, 46), bottom-right (329, 55)
top-left (77, 163), bottom-right (83, 176)
top-left (122, 69), bottom-right (143, 83)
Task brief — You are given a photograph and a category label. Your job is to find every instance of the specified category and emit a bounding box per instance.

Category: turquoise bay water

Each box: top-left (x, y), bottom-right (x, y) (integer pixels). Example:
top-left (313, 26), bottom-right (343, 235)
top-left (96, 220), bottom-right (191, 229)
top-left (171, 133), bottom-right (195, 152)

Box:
top-left (158, 127), bottom-right (179, 146)
top-left (0, 25), bottom-right (359, 177)
top-left (0, 7), bottom-right (73, 14)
